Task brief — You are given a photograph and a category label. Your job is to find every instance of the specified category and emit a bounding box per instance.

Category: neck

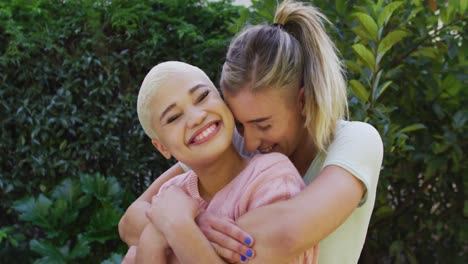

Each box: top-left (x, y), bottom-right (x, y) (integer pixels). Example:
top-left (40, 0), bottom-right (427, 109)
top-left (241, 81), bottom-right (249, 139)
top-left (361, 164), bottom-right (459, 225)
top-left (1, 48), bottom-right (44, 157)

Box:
top-left (289, 127), bottom-right (317, 176)
top-left (191, 145), bottom-right (247, 202)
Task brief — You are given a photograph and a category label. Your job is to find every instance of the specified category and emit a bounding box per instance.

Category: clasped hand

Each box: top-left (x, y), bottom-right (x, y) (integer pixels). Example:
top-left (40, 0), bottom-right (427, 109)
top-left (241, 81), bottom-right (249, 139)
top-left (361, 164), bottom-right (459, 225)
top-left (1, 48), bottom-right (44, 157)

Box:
top-left (146, 186), bottom-right (255, 263)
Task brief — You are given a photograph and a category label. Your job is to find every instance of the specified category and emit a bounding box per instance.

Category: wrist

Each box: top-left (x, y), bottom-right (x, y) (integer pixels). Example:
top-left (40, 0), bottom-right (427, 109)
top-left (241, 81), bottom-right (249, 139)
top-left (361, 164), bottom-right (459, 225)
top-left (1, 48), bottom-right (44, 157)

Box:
top-left (162, 216), bottom-right (197, 244)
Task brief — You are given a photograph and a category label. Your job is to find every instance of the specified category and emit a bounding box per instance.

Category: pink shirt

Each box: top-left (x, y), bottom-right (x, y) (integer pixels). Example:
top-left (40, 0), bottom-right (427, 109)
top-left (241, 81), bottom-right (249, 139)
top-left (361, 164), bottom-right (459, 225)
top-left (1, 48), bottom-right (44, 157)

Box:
top-left (160, 152), bottom-right (318, 263)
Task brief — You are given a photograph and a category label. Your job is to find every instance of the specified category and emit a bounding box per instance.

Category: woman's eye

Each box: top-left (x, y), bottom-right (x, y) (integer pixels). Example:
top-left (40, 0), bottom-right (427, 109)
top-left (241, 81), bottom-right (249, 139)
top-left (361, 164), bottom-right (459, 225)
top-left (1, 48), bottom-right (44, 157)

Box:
top-left (166, 114), bottom-right (181, 124)
top-left (258, 125), bottom-right (271, 131)
top-left (196, 90), bottom-right (210, 103)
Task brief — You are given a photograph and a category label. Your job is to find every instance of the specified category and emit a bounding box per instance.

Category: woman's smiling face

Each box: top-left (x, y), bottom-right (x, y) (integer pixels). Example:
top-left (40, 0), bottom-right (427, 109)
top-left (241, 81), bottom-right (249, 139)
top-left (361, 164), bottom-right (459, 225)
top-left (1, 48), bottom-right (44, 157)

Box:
top-left (150, 69), bottom-right (235, 166)
top-left (222, 86), bottom-right (306, 158)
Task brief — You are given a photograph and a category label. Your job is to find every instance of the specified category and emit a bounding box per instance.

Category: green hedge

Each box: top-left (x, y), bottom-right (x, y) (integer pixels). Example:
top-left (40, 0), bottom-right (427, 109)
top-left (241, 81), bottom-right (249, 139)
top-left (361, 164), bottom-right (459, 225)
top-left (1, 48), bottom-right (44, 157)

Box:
top-left (1, 0), bottom-right (466, 263)
top-left (1, 0), bottom-right (240, 262)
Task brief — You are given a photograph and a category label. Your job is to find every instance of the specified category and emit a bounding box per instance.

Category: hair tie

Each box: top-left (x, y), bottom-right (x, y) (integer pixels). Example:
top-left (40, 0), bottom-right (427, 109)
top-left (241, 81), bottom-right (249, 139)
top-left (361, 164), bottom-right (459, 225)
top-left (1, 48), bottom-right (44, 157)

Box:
top-left (271, 23), bottom-right (284, 29)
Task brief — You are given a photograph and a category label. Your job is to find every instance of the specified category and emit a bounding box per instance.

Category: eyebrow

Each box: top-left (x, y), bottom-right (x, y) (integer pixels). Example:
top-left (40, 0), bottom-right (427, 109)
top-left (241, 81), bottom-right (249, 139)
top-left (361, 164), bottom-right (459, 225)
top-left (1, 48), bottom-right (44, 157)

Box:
top-left (159, 83), bottom-right (208, 122)
top-left (247, 116), bottom-right (271, 123)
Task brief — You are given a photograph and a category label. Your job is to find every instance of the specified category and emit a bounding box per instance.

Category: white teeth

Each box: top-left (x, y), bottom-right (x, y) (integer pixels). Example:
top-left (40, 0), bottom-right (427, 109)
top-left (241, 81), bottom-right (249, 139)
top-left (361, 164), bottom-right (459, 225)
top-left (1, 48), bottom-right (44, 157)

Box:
top-left (193, 123), bottom-right (217, 143)
top-left (260, 146), bottom-right (273, 153)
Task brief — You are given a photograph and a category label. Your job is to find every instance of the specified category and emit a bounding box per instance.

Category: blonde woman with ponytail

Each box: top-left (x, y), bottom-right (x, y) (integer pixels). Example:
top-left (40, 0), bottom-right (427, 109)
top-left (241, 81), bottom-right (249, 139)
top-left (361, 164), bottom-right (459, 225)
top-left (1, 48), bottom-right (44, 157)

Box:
top-left (119, 1), bottom-right (383, 263)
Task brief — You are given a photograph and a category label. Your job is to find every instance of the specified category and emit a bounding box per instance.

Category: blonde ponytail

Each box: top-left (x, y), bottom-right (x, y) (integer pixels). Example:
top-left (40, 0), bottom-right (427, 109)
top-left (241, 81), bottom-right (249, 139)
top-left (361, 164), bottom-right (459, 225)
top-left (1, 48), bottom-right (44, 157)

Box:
top-left (275, 0), bottom-right (348, 151)
top-left (221, 0), bottom-right (348, 152)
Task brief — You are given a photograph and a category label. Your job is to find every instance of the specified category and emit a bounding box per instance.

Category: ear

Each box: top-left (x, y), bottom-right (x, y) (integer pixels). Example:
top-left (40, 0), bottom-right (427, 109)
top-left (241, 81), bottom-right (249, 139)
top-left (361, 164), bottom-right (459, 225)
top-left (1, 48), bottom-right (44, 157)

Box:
top-left (297, 87), bottom-right (306, 116)
top-left (151, 138), bottom-right (172, 159)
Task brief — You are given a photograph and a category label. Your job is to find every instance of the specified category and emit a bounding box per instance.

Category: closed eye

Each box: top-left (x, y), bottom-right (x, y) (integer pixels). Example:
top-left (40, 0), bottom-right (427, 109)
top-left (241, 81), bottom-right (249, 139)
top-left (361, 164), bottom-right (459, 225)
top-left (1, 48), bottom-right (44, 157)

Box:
top-left (166, 114), bottom-right (181, 124)
top-left (257, 124), bottom-right (271, 131)
top-left (196, 90), bottom-right (210, 103)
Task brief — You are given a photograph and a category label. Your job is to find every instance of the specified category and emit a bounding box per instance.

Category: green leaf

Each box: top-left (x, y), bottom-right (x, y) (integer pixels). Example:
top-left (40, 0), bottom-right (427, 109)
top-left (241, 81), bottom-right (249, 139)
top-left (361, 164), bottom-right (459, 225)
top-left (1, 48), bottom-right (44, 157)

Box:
top-left (377, 30), bottom-right (410, 57)
top-left (377, 1), bottom-right (403, 26)
top-left (335, 0), bottom-right (347, 15)
top-left (461, 0), bottom-right (467, 14)
top-left (352, 44), bottom-right (376, 69)
top-left (344, 60), bottom-right (362, 75)
top-left (374, 80), bottom-right (393, 101)
top-left (406, 7), bottom-right (424, 22)
top-left (30, 239), bottom-right (65, 263)
top-left (350, 80), bottom-right (370, 104)
top-left (453, 111), bottom-right (468, 129)
top-left (0, 226), bottom-right (14, 243)
top-left (399, 124), bottom-right (426, 133)
top-left (13, 195), bottom-right (53, 229)
top-left (440, 3), bottom-right (456, 24)
top-left (84, 206), bottom-right (121, 243)
top-left (412, 0), bottom-right (422, 6)
top-left (70, 235), bottom-right (90, 259)
top-left (354, 12), bottom-right (378, 41)
top-left (412, 47), bottom-right (440, 60)
top-left (51, 178), bottom-right (82, 205)
top-left (81, 173), bottom-right (121, 203)
top-left (59, 140), bottom-right (67, 150)
top-left (375, 205), bottom-right (393, 218)
top-left (49, 199), bottom-right (79, 227)
top-left (351, 27), bottom-right (372, 41)
top-left (441, 74), bottom-right (462, 98)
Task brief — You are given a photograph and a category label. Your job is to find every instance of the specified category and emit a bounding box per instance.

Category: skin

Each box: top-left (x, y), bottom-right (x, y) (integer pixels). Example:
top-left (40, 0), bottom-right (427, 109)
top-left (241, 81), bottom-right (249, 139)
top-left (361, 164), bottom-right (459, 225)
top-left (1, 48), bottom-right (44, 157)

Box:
top-left (118, 162), bottom-right (184, 246)
top-left (120, 82), bottom-right (365, 263)
top-left (122, 66), bottom-right (255, 263)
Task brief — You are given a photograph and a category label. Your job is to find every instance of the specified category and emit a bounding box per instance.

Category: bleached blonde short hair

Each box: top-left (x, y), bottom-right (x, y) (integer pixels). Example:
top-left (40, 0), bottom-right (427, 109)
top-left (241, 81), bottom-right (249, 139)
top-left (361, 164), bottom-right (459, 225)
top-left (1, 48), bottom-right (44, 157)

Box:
top-left (137, 61), bottom-right (212, 139)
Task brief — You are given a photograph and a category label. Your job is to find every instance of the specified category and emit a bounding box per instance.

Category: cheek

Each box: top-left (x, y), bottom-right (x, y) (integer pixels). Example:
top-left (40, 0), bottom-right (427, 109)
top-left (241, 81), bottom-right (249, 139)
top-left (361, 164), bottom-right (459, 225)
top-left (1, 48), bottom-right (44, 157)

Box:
top-left (276, 122), bottom-right (297, 142)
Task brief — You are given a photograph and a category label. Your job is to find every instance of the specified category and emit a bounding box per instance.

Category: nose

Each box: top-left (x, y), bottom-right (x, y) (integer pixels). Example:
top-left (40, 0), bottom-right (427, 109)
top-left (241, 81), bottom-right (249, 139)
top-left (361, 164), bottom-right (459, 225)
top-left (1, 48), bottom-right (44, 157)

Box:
top-left (186, 107), bottom-right (207, 128)
top-left (242, 126), bottom-right (261, 153)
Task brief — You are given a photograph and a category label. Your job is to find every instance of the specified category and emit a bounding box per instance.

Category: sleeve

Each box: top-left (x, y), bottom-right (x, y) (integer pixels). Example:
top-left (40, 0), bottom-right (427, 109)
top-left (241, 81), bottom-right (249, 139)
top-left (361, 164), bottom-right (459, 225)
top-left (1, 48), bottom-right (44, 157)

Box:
top-left (157, 173), bottom-right (188, 195)
top-left (243, 154), bottom-right (305, 211)
top-left (323, 121), bottom-right (384, 206)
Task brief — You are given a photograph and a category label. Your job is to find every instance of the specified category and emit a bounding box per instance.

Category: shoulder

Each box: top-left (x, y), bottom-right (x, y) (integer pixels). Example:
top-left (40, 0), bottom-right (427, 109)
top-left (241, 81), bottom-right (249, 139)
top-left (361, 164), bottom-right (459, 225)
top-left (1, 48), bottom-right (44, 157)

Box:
top-left (246, 153), bottom-right (303, 184)
top-left (158, 171), bottom-right (194, 194)
top-left (240, 154), bottom-right (305, 210)
top-left (249, 153), bottom-right (296, 172)
top-left (331, 120), bottom-right (383, 157)
top-left (336, 120), bottom-right (382, 140)
top-left (325, 121), bottom-right (384, 203)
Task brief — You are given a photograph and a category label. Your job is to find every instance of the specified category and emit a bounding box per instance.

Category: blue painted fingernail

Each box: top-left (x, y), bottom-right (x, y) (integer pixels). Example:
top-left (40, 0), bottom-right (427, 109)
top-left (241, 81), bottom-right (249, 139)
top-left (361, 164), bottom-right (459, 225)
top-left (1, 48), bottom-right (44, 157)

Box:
top-left (246, 249), bottom-right (253, 257)
top-left (241, 255), bottom-right (247, 262)
top-left (244, 237), bottom-right (252, 245)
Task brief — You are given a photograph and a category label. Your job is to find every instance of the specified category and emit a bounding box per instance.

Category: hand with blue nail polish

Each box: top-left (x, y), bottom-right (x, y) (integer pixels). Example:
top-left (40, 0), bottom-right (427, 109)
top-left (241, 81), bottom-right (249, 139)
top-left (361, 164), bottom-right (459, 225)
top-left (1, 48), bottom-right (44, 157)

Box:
top-left (196, 211), bottom-right (255, 262)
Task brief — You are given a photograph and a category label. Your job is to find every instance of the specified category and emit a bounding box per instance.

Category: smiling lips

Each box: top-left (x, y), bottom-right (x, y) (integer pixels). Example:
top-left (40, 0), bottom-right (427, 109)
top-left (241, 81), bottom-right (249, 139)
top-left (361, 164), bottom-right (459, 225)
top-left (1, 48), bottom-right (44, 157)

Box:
top-left (189, 122), bottom-right (220, 145)
top-left (259, 144), bottom-right (275, 153)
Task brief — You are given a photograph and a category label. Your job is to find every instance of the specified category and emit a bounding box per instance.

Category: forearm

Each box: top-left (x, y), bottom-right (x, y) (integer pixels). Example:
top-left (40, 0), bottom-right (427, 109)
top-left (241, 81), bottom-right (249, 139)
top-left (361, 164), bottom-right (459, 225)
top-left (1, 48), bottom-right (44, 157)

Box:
top-left (237, 165), bottom-right (364, 263)
top-left (119, 200), bottom-right (151, 245)
top-left (119, 163), bottom-right (185, 245)
top-left (135, 224), bottom-right (169, 264)
top-left (161, 216), bottom-right (227, 264)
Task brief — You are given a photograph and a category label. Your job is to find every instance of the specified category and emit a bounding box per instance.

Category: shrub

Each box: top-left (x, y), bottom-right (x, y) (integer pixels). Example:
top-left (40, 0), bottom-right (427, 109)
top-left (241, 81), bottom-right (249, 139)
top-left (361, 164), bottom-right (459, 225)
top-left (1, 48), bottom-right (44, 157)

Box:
top-left (0, 0), bottom-right (241, 262)
top-left (236, 0), bottom-right (467, 262)
top-left (1, 0), bottom-right (466, 262)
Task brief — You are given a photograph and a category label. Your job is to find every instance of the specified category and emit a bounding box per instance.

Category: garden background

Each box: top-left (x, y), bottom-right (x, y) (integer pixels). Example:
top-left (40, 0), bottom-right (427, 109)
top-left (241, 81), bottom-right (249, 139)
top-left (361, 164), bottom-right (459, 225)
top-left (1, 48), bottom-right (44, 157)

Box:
top-left (1, 0), bottom-right (466, 263)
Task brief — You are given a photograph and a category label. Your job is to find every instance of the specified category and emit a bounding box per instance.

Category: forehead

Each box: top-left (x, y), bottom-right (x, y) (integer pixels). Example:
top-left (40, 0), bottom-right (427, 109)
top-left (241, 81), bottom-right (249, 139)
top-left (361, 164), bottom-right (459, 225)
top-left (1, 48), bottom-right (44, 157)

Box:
top-left (223, 88), bottom-right (290, 122)
top-left (155, 68), bottom-right (212, 98)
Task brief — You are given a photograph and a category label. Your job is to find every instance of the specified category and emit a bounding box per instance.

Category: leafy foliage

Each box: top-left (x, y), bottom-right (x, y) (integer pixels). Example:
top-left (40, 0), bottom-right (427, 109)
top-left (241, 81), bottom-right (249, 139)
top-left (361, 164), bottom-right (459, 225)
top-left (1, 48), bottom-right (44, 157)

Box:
top-left (12, 173), bottom-right (123, 263)
top-left (1, 0), bottom-right (466, 263)
top-left (1, 0), bottom-right (240, 262)
top-left (234, 0), bottom-right (467, 262)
